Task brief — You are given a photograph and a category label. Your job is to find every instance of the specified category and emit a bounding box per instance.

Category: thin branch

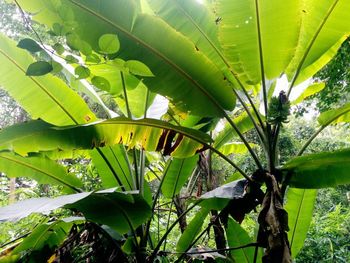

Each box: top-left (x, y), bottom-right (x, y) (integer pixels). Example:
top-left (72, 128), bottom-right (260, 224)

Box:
top-left (297, 125), bottom-right (326, 156)
top-left (96, 148), bottom-right (126, 191)
top-left (223, 111), bottom-right (263, 171)
top-left (231, 87), bottom-right (267, 147)
top-left (297, 104), bottom-right (350, 156)
top-left (149, 200), bottom-right (202, 262)
top-left (162, 242), bottom-right (259, 255)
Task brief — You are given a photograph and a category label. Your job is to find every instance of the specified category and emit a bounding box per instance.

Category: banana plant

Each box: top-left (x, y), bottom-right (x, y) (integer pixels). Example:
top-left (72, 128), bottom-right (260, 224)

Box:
top-left (0, 0), bottom-right (350, 262)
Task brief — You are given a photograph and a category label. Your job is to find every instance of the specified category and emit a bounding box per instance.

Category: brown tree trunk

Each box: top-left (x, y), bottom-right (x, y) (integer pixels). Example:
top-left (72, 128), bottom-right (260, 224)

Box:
top-left (8, 178), bottom-right (16, 204)
top-left (258, 173), bottom-right (291, 263)
top-left (174, 195), bottom-right (187, 233)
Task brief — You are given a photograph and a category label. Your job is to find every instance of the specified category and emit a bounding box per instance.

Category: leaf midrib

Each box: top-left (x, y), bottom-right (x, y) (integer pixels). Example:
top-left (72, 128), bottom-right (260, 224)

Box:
top-left (0, 154), bottom-right (79, 192)
top-left (68, 0), bottom-right (228, 116)
top-left (0, 49), bottom-right (78, 125)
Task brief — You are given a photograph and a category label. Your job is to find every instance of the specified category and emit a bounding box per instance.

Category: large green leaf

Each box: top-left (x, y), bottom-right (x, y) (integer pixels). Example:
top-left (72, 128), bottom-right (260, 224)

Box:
top-left (0, 117), bottom-right (211, 158)
top-left (292, 82), bottom-right (325, 105)
top-left (0, 189), bottom-right (151, 234)
top-left (90, 145), bottom-right (133, 190)
top-left (0, 33), bottom-right (96, 126)
top-left (219, 142), bottom-right (256, 155)
top-left (286, 0), bottom-right (350, 85)
top-left (147, 0), bottom-right (224, 69)
top-left (285, 188), bottom-right (317, 258)
top-left (282, 148), bottom-right (350, 188)
top-left (13, 221), bottom-right (73, 254)
top-left (226, 217), bottom-right (254, 263)
top-left (0, 151), bottom-right (82, 193)
top-left (161, 155), bottom-right (198, 198)
top-left (217, 0), bottom-right (301, 85)
top-left (214, 112), bottom-right (256, 149)
top-left (17, 0), bottom-right (236, 117)
top-left (176, 207), bottom-right (210, 252)
top-left (318, 102), bottom-right (350, 126)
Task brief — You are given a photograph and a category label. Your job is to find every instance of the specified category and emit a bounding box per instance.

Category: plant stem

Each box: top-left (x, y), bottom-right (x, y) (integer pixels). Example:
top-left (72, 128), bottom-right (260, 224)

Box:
top-left (297, 125), bottom-right (326, 156)
top-left (223, 111), bottom-right (263, 171)
top-left (149, 200), bottom-right (202, 262)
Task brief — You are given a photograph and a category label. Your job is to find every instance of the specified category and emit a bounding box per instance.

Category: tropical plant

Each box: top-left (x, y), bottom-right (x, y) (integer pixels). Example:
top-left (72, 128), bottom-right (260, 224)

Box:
top-left (0, 0), bottom-right (350, 262)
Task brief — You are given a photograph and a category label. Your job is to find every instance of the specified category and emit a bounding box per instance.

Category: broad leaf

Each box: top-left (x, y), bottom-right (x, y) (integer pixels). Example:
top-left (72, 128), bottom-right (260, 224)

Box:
top-left (16, 0), bottom-right (236, 117)
top-left (218, 0), bottom-right (301, 85)
top-left (219, 142), bottom-right (256, 155)
top-left (226, 217), bottom-right (255, 263)
top-left (285, 188), bottom-right (317, 258)
top-left (292, 82), bottom-right (325, 105)
top-left (176, 207), bottom-right (210, 252)
top-left (74, 65), bottom-right (90, 79)
top-left (17, 38), bottom-right (42, 53)
top-left (26, 61), bottom-right (53, 76)
top-left (90, 145), bottom-right (133, 190)
top-left (0, 117), bottom-right (211, 158)
top-left (91, 76), bottom-right (111, 91)
top-left (125, 60), bottom-right (154, 77)
top-left (147, 0), bottom-right (225, 69)
top-left (282, 148), bottom-right (350, 188)
top-left (0, 192), bottom-right (91, 221)
top-left (0, 33), bottom-right (97, 126)
top-left (214, 112), bottom-right (256, 149)
top-left (161, 155), bottom-right (198, 198)
top-left (98, 33), bottom-right (120, 54)
top-left (0, 151), bottom-right (82, 193)
top-left (13, 221), bottom-right (73, 254)
top-left (318, 102), bottom-right (350, 126)
top-left (0, 189), bottom-right (151, 234)
top-left (286, 0), bottom-right (350, 85)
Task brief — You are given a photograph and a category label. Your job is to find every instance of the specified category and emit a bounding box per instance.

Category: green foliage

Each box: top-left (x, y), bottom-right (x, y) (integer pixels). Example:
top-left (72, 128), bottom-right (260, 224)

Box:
top-left (0, 0), bottom-right (349, 262)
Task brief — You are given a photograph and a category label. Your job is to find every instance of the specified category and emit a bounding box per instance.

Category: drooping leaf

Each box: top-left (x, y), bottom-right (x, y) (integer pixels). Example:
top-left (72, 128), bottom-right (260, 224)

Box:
top-left (0, 189), bottom-right (151, 234)
top-left (53, 43), bottom-right (65, 55)
top-left (161, 155), bottom-right (198, 198)
top-left (26, 61), bottom-right (53, 76)
top-left (17, 38), bottom-right (42, 53)
top-left (17, 0), bottom-right (236, 117)
top-left (91, 76), bottom-right (111, 91)
top-left (218, 0), bottom-right (301, 85)
top-left (286, 0), bottom-right (350, 85)
top-left (125, 60), bottom-right (154, 77)
top-left (115, 80), bottom-right (156, 118)
top-left (13, 221), bottom-right (73, 254)
top-left (90, 145), bottom-right (133, 190)
top-left (176, 208), bottom-right (210, 252)
top-left (0, 192), bottom-right (91, 221)
top-left (147, 0), bottom-right (225, 69)
top-left (0, 117), bottom-right (211, 158)
top-left (0, 33), bottom-right (97, 126)
top-left (292, 82), bottom-right (326, 104)
top-left (74, 65), bottom-right (90, 79)
top-left (0, 151), bottom-right (82, 193)
top-left (318, 102), bottom-right (350, 126)
top-left (98, 33), bottom-right (120, 54)
top-left (201, 179), bottom-right (264, 223)
top-left (214, 112), bottom-right (257, 149)
top-left (226, 217), bottom-right (255, 263)
top-left (219, 142), bottom-right (256, 155)
top-left (65, 54), bottom-right (79, 64)
top-left (282, 148), bottom-right (350, 188)
top-left (285, 188), bottom-right (317, 258)
top-left (51, 61), bottom-right (63, 74)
